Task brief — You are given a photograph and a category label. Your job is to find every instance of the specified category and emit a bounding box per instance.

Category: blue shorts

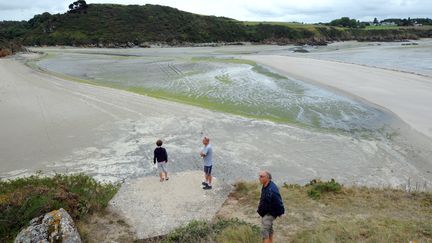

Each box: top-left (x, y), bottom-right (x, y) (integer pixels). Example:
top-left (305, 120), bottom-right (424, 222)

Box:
top-left (204, 165), bottom-right (212, 175)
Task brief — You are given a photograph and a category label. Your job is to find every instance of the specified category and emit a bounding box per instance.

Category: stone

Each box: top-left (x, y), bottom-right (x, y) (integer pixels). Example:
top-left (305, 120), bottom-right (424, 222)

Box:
top-left (15, 208), bottom-right (82, 243)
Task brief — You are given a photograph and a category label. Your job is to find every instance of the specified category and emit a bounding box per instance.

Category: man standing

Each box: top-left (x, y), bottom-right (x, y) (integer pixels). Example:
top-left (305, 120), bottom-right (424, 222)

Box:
top-left (257, 171), bottom-right (285, 243)
top-left (200, 136), bottom-right (213, 190)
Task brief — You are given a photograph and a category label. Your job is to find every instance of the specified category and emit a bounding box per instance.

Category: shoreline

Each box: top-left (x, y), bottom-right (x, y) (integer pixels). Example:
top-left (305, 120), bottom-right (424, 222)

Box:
top-left (1, 52), bottom-right (432, 190)
top-left (244, 55), bottom-right (432, 140)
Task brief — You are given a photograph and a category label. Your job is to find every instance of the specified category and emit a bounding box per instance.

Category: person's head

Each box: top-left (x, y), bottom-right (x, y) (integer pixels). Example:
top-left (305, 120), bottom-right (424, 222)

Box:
top-left (259, 171), bottom-right (272, 185)
top-left (156, 139), bottom-right (163, 147)
top-left (202, 136), bottom-right (210, 146)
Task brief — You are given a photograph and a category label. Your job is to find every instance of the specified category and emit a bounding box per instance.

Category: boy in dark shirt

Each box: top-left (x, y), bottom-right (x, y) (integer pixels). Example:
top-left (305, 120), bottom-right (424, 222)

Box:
top-left (154, 139), bottom-right (168, 182)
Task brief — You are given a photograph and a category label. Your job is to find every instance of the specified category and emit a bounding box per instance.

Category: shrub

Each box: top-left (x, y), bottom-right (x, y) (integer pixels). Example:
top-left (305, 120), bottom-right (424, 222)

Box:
top-left (307, 179), bottom-right (342, 199)
top-left (0, 174), bottom-right (119, 242)
top-left (162, 218), bottom-right (260, 243)
top-left (216, 224), bottom-right (260, 243)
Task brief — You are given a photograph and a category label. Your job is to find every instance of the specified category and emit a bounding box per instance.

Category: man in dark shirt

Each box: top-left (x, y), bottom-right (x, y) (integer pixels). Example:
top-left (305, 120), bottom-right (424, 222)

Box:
top-left (154, 139), bottom-right (168, 182)
top-left (257, 171), bottom-right (285, 243)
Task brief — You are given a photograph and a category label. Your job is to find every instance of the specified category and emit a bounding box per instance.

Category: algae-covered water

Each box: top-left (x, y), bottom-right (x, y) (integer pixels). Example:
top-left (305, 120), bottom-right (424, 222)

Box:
top-left (34, 48), bottom-right (390, 134)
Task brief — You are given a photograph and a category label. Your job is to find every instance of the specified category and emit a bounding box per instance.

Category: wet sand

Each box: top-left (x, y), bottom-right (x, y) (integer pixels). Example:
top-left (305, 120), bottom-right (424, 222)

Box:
top-left (1, 54), bottom-right (431, 188)
top-left (245, 55), bottom-right (432, 140)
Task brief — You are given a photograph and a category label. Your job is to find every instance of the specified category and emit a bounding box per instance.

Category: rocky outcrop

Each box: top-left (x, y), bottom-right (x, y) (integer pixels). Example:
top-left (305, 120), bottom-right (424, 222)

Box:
top-left (15, 208), bottom-right (82, 243)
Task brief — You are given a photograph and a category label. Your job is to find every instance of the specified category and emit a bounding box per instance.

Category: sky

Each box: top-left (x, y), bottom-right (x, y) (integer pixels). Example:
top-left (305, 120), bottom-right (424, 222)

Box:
top-left (0, 0), bottom-right (431, 23)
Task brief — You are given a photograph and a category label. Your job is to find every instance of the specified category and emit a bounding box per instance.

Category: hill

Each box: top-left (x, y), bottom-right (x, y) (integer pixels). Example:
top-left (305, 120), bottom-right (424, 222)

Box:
top-left (1, 3), bottom-right (432, 50)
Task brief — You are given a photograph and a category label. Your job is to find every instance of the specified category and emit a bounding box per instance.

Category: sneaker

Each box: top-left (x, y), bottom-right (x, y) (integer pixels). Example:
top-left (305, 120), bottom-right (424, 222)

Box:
top-left (203, 185), bottom-right (212, 190)
top-left (202, 181), bottom-right (208, 186)
top-left (165, 178), bottom-right (169, 181)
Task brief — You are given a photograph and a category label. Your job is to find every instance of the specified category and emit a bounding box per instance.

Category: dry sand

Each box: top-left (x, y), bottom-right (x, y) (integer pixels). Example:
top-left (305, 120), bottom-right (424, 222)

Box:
top-left (245, 55), bottom-right (432, 140)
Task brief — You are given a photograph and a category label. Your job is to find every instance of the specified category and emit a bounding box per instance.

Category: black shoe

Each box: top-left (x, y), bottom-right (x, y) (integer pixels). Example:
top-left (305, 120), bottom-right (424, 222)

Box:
top-left (202, 182), bottom-right (208, 186)
top-left (203, 185), bottom-right (212, 190)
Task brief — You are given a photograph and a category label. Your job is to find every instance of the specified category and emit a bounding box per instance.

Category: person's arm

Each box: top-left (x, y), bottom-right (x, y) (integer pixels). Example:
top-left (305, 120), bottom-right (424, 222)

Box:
top-left (271, 188), bottom-right (285, 217)
top-left (164, 148), bottom-right (168, 162)
top-left (153, 149), bottom-right (157, 164)
top-left (200, 146), bottom-right (208, 157)
top-left (257, 189), bottom-right (270, 217)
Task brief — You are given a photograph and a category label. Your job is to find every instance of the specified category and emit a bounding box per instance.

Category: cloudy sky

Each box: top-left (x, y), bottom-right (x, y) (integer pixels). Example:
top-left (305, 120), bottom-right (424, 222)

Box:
top-left (0, 0), bottom-right (431, 23)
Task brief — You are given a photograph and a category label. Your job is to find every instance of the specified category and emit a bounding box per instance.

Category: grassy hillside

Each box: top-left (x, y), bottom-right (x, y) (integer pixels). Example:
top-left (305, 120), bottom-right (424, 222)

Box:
top-left (1, 4), bottom-right (431, 49)
top-left (138, 179), bottom-right (432, 242)
top-left (214, 180), bottom-right (432, 242)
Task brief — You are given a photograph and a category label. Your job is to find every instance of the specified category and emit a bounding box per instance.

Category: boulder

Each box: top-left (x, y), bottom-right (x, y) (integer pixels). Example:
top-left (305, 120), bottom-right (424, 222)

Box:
top-left (15, 208), bottom-right (82, 243)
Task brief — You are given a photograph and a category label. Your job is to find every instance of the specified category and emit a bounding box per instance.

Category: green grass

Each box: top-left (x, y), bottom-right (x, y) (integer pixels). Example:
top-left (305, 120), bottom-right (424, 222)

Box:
top-left (365, 25), bottom-right (403, 30)
top-left (219, 180), bottom-right (432, 242)
top-left (162, 218), bottom-right (260, 243)
top-left (306, 179), bottom-right (342, 200)
top-left (293, 218), bottom-right (432, 243)
top-left (0, 174), bottom-right (119, 242)
top-left (243, 21), bottom-right (320, 29)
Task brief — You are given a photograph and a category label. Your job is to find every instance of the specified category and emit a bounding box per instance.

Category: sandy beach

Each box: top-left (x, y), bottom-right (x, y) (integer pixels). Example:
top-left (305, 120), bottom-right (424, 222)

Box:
top-left (245, 55), bottom-right (432, 140)
top-left (1, 53), bottom-right (431, 188)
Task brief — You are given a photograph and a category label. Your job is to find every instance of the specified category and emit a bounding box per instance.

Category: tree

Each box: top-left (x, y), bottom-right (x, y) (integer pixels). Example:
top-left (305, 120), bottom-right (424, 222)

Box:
top-left (329, 17), bottom-right (359, 28)
top-left (373, 17), bottom-right (379, 25)
top-left (68, 0), bottom-right (88, 13)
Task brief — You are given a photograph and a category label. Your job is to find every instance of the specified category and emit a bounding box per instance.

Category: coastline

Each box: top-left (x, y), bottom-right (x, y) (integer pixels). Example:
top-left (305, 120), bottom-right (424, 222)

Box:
top-left (244, 55), bottom-right (432, 140)
top-left (1, 51), bottom-right (432, 189)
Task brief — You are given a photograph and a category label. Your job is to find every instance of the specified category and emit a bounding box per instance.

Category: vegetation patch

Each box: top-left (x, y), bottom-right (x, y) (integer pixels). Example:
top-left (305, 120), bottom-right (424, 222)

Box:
top-left (161, 218), bottom-right (260, 243)
top-left (0, 174), bottom-right (119, 242)
top-left (217, 180), bottom-right (432, 242)
top-left (306, 179), bottom-right (343, 200)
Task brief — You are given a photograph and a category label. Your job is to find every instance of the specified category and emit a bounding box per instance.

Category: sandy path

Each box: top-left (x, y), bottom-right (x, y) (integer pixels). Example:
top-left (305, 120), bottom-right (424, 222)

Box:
top-left (109, 170), bottom-right (231, 239)
top-left (1, 57), bottom-right (431, 188)
top-left (245, 55), bottom-right (432, 139)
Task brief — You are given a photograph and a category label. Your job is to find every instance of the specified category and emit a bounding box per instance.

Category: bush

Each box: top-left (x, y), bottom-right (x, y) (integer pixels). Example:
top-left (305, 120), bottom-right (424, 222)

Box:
top-left (216, 224), bottom-right (261, 243)
top-left (162, 218), bottom-right (260, 243)
top-left (0, 174), bottom-right (119, 242)
top-left (307, 179), bottom-right (342, 199)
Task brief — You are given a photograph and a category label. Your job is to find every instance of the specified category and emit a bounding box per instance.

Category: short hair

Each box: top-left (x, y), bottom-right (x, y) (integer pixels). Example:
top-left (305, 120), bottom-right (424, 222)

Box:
top-left (203, 136), bottom-right (210, 142)
top-left (259, 170), bottom-right (272, 180)
top-left (156, 139), bottom-right (163, 146)
top-left (265, 171), bottom-right (272, 180)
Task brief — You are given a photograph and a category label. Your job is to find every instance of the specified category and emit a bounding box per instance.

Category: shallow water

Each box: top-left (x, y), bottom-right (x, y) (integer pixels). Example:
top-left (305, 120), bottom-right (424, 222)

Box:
top-left (34, 49), bottom-right (391, 134)
top-left (283, 39), bottom-right (432, 77)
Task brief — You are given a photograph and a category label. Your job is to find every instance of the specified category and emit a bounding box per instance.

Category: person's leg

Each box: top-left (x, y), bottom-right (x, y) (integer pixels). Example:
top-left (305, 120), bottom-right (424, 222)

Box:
top-left (163, 162), bottom-right (168, 180)
top-left (207, 166), bottom-right (212, 186)
top-left (207, 173), bottom-right (212, 186)
top-left (157, 163), bottom-right (164, 182)
top-left (261, 215), bottom-right (274, 243)
top-left (203, 166), bottom-right (209, 185)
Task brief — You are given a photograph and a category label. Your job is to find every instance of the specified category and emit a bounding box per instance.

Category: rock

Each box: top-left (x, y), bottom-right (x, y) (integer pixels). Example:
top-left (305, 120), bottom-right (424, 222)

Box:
top-left (293, 48), bottom-right (309, 53)
top-left (15, 208), bottom-right (82, 243)
top-left (109, 171), bottom-right (232, 239)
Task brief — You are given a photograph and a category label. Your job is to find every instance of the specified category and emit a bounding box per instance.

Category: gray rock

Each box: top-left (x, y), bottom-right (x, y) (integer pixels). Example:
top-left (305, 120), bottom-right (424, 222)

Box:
top-left (15, 208), bottom-right (82, 243)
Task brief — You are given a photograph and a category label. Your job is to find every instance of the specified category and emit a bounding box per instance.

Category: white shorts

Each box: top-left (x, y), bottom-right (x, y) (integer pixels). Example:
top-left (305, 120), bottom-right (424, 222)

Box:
top-left (157, 161), bottom-right (168, 173)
